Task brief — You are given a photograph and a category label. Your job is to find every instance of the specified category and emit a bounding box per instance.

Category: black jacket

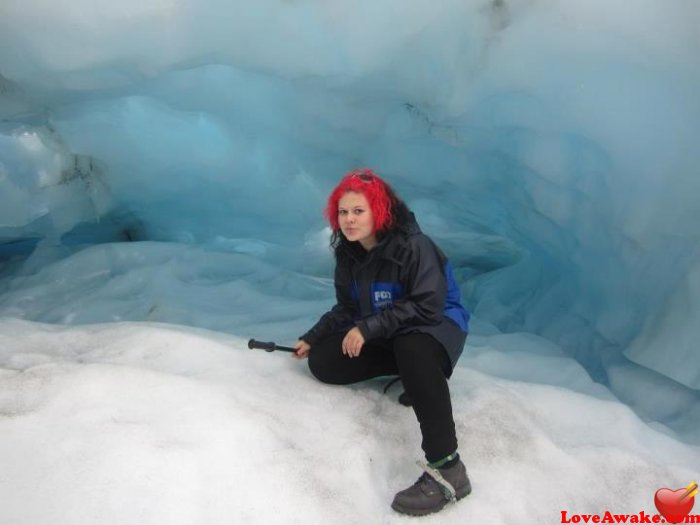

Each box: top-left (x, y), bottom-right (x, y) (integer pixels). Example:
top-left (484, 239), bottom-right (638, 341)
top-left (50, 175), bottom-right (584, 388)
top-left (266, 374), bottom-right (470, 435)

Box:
top-left (301, 214), bottom-right (469, 372)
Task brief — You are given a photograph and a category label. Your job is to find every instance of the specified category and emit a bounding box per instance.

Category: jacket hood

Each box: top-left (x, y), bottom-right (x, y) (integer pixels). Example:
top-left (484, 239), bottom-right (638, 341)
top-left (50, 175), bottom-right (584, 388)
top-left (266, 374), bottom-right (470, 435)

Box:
top-left (404, 212), bottom-right (422, 236)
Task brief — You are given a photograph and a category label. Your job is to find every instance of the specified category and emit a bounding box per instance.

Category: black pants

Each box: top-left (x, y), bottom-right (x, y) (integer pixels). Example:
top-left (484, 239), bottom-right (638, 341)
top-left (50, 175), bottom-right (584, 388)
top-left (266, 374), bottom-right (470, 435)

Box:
top-left (308, 331), bottom-right (457, 463)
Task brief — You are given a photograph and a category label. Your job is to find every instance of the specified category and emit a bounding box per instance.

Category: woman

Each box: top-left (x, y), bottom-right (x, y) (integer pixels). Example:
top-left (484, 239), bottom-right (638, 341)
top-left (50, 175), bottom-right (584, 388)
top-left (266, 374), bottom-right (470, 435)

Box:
top-left (294, 168), bottom-right (471, 516)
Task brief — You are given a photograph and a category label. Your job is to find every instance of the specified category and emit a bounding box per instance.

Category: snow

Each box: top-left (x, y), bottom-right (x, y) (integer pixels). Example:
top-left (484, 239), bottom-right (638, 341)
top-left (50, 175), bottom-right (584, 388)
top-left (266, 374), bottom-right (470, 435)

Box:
top-left (1, 319), bottom-right (697, 524)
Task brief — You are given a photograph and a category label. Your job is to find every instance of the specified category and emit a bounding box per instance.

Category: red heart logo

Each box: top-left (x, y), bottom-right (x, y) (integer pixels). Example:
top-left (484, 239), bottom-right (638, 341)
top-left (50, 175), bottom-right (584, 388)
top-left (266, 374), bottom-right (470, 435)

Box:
top-left (654, 488), bottom-right (694, 523)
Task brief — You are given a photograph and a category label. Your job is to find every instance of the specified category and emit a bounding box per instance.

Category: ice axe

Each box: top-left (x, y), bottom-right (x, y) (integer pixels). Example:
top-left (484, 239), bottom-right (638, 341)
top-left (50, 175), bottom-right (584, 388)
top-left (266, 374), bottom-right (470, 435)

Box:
top-left (247, 338), bottom-right (297, 353)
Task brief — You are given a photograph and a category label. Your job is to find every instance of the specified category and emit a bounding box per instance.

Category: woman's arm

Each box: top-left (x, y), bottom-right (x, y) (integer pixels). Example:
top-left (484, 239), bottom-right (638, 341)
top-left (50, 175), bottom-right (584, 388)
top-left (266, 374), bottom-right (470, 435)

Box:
top-left (299, 260), bottom-right (357, 345)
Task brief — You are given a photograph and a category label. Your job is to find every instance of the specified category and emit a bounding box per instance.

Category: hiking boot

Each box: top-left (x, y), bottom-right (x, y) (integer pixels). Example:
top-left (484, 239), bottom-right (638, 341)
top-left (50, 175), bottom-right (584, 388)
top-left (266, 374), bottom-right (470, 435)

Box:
top-left (391, 459), bottom-right (471, 516)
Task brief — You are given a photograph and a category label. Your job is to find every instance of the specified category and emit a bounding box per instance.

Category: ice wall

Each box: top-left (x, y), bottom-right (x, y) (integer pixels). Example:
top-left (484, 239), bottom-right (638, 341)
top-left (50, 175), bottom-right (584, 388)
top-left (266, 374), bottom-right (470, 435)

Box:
top-left (1, 1), bottom-right (698, 419)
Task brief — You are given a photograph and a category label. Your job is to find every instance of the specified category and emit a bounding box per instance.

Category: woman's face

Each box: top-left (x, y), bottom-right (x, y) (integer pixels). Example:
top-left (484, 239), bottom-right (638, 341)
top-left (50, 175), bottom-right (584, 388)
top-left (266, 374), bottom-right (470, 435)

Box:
top-left (338, 191), bottom-right (377, 250)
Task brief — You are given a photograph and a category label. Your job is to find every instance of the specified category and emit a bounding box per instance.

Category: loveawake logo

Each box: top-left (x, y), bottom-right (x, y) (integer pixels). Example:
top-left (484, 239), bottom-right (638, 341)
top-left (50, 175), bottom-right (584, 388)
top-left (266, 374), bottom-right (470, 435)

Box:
top-left (654, 481), bottom-right (698, 523)
top-left (560, 480), bottom-right (698, 523)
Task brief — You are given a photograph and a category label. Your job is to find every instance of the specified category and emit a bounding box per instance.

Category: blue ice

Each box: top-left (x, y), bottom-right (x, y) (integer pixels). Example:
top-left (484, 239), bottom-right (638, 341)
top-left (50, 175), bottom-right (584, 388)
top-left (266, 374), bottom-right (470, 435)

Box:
top-left (0, 1), bottom-right (699, 521)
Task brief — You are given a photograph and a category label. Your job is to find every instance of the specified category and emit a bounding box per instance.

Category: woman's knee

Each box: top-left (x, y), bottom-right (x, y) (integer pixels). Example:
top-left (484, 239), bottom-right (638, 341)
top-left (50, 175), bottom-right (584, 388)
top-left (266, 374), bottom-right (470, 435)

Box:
top-left (308, 348), bottom-right (339, 384)
top-left (307, 335), bottom-right (350, 385)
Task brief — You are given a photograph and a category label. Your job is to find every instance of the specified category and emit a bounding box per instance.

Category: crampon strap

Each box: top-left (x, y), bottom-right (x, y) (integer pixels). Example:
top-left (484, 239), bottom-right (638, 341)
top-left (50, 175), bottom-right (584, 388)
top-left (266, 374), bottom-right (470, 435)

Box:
top-left (417, 461), bottom-right (457, 503)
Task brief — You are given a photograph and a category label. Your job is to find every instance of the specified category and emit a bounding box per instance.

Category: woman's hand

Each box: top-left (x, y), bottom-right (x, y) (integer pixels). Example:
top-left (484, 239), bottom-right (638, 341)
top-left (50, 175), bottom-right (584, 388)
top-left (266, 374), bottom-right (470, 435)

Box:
top-left (342, 327), bottom-right (365, 358)
top-left (293, 340), bottom-right (311, 359)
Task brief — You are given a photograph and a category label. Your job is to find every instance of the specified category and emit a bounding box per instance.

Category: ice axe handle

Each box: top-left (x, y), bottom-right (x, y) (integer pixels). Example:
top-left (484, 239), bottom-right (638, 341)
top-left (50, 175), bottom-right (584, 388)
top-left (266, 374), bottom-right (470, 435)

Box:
top-left (247, 339), bottom-right (297, 353)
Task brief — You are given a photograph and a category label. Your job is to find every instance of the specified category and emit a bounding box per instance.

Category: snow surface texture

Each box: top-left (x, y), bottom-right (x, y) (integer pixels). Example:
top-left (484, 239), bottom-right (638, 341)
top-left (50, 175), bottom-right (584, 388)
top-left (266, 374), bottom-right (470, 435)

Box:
top-left (1, 319), bottom-right (698, 525)
top-left (0, 1), bottom-right (699, 521)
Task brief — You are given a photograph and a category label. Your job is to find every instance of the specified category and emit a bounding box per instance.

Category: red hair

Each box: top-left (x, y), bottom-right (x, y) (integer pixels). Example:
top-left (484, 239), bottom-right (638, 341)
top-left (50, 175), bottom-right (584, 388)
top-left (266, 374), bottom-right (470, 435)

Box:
top-left (324, 168), bottom-right (395, 234)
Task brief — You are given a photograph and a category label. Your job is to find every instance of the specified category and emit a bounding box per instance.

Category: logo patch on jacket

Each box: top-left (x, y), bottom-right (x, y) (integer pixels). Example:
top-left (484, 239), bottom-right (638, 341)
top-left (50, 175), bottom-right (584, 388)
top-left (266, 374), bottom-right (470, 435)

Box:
top-left (370, 282), bottom-right (403, 313)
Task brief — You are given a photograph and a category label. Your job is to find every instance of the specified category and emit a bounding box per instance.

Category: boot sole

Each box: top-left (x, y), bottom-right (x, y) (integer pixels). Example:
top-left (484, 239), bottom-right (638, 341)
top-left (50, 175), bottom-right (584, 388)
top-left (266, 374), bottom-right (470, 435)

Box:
top-left (391, 484), bottom-right (472, 516)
